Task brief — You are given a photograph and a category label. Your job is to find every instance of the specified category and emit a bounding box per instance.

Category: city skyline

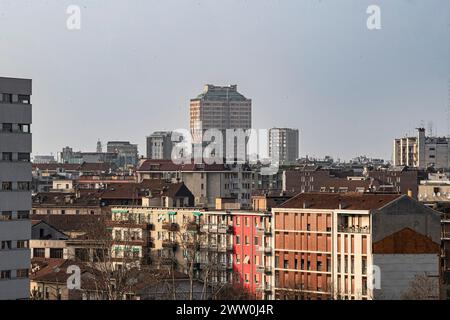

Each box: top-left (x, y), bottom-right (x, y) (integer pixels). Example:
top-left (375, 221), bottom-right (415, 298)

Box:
top-left (1, 0), bottom-right (449, 160)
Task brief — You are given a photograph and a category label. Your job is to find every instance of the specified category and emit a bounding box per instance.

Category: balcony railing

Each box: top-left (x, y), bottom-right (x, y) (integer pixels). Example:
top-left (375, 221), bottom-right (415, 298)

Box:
top-left (257, 284), bottom-right (272, 292)
top-left (161, 240), bottom-right (178, 249)
top-left (256, 226), bottom-right (272, 236)
top-left (337, 225), bottom-right (370, 234)
top-left (186, 222), bottom-right (200, 233)
top-left (162, 222), bottom-right (179, 232)
top-left (218, 224), bottom-right (231, 234)
top-left (256, 246), bottom-right (272, 255)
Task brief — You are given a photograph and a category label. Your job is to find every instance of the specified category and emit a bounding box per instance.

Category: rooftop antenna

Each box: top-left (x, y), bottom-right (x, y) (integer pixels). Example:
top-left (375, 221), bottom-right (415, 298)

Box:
top-left (427, 121), bottom-right (433, 137)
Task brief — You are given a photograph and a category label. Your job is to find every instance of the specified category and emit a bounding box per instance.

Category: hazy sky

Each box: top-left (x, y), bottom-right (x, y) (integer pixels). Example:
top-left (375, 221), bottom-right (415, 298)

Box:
top-left (1, 0), bottom-right (449, 161)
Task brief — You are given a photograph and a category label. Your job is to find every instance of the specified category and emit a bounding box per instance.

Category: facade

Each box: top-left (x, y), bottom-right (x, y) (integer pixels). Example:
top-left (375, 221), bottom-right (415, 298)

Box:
top-left (393, 127), bottom-right (450, 169)
top-left (367, 167), bottom-right (425, 199)
top-left (0, 77), bottom-right (32, 299)
top-left (32, 155), bottom-right (56, 164)
top-left (269, 128), bottom-right (299, 164)
top-left (190, 84), bottom-right (252, 160)
top-left (59, 146), bottom-right (118, 165)
top-left (106, 141), bottom-right (138, 168)
top-left (271, 193), bottom-right (441, 300)
top-left (137, 160), bottom-right (256, 209)
top-left (109, 206), bottom-right (273, 299)
top-left (146, 131), bottom-right (174, 160)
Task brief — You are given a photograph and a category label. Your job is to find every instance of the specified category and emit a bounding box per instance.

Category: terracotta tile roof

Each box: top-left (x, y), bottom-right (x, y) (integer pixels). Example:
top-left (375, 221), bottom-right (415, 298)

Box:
top-left (278, 192), bottom-right (402, 210)
top-left (30, 214), bottom-right (108, 236)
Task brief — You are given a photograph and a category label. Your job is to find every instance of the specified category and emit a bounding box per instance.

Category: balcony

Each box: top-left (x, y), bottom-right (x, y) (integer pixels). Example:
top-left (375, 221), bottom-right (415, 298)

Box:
top-left (162, 222), bottom-right (179, 232)
top-left (160, 257), bottom-right (175, 265)
top-left (443, 231), bottom-right (450, 240)
top-left (337, 225), bottom-right (370, 234)
top-left (218, 224), bottom-right (231, 234)
top-left (256, 265), bottom-right (265, 273)
top-left (257, 265), bottom-right (272, 274)
top-left (257, 284), bottom-right (272, 292)
top-left (186, 222), bottom-right (200, 233)
top-left (256, 226), bottom-right (272, 236)
top-left (257, 246), bottom-right (272, 255)
top-left (161, 240), bottom-right (178, 249)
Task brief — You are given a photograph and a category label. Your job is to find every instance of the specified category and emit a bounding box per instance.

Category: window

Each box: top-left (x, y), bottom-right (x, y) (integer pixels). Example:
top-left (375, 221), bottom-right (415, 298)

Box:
top-left (17, 211), bottom-right (29, 219)
top-left (236, 254), bottom-right (241, 264)
top-left (307, 260), bottom-right (311, 270)
top-left (245, 236), bottom-right (249, 245)
top-left (254, 236), bottom-right (259, 246)
top-left (2, 123), bottom-right (12, 132)
top-left (236, 217), bottom-right (240, 226)
top-left (16, 269), bottom-right (29, 278)
top-left (284, 259), bottom-right (289, 268)
top-left (2, 152), bottom-right (12, 161)
top-left (18, 95), bottom-right (30, 104)
top-left (61, 210), bottom-right (66, 215)
top-left (307, 224), bottom-right (311, 231)
top-left (18, 182), bottom-right (30, 191)
top-left (2, 182), bottom-right (12, 191)
top-left (1, 241), bottom-right (12, 250)
top-left (50, 248), bottom-right (64, 259)
top-left (33, 248), bottom-right (45, 258)
top-left (18, 124), bottom-right (30, 133)
top-left (18, 153), bottom-right (30, 162)
top-left (1, 270), bottom-right (11, 279)
top-left (0, 211), bottom-right (12, 220)
top-left (362, 257), bottom-right (367, 275)
top-left (244, 273), bottom-right (249, 283)
top-left (317, 260), bottom-right (322, 271)
top-left (236, 236), bottom-right (240, 245)
top-left (2, 94), bottom-right (12, 103)
top-left (17, 240), bottom-right (28, 249)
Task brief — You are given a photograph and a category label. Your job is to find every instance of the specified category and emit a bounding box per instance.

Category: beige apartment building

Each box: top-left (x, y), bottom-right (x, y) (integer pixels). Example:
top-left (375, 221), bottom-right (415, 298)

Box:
top-left (393, 127), bottom-right (450, 169)
top-left (272, 193), bottom-right (442, 300)
top-left (109, 205), bottom-right (273, 299)
top-left (136, 160), bottom-right (256, 209)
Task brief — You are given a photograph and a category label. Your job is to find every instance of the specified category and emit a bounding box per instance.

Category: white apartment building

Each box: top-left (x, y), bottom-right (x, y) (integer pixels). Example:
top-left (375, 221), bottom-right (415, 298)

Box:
top-left (393, 127), bottom-right (450, 169)
top-left (0, 77), bottom-right (32, 300)
top-left (268, 128), bottom-right (299, 164)
top-left (146, 131), bottom-right (174, 160)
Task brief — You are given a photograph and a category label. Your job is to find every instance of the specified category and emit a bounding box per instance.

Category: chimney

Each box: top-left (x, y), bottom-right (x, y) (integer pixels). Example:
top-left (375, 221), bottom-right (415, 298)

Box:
top-left (303, 201), bottom-right (308, 209)
top-left (407, 189), bottom-right (413, 198)
top-left (339, 201), bottom-right (346, 210)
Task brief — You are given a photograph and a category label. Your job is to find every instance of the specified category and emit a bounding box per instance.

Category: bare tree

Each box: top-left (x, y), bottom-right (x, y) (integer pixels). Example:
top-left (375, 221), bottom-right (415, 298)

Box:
top-left (75, 212), bottom-right (161, 300)
top-left (401, 273), bottom-right (440, 300)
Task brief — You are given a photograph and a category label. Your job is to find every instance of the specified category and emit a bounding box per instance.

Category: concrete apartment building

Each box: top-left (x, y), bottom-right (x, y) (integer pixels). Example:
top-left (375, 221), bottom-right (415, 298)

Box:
top-left (106, 141), bottom-right (138, 168)
top-left (137, 160), bottom-right (256, 209)
top-left (269, 128), bottom-right (299, 165)
top-left (393, 127), bottom-right (450, 169)
top-left (146, 131), bottom-right (174, 160)
top-left (0, 77), bottom-right (32, 299)
top-left (190, 84), bottom-right (252, 160)
top-left (271, 193), bottom-right (441, 300)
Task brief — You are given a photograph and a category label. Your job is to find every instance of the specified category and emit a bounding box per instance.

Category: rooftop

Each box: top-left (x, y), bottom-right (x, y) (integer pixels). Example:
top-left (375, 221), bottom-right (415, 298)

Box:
top-left (278, 192), bottom-right (402, 210)
top-left (193, 84), bottom-right (250, 101)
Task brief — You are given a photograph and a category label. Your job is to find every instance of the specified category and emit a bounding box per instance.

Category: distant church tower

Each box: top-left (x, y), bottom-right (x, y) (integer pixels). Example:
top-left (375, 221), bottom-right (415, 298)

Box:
top-left (96, 140), bottom-right (103, 153)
